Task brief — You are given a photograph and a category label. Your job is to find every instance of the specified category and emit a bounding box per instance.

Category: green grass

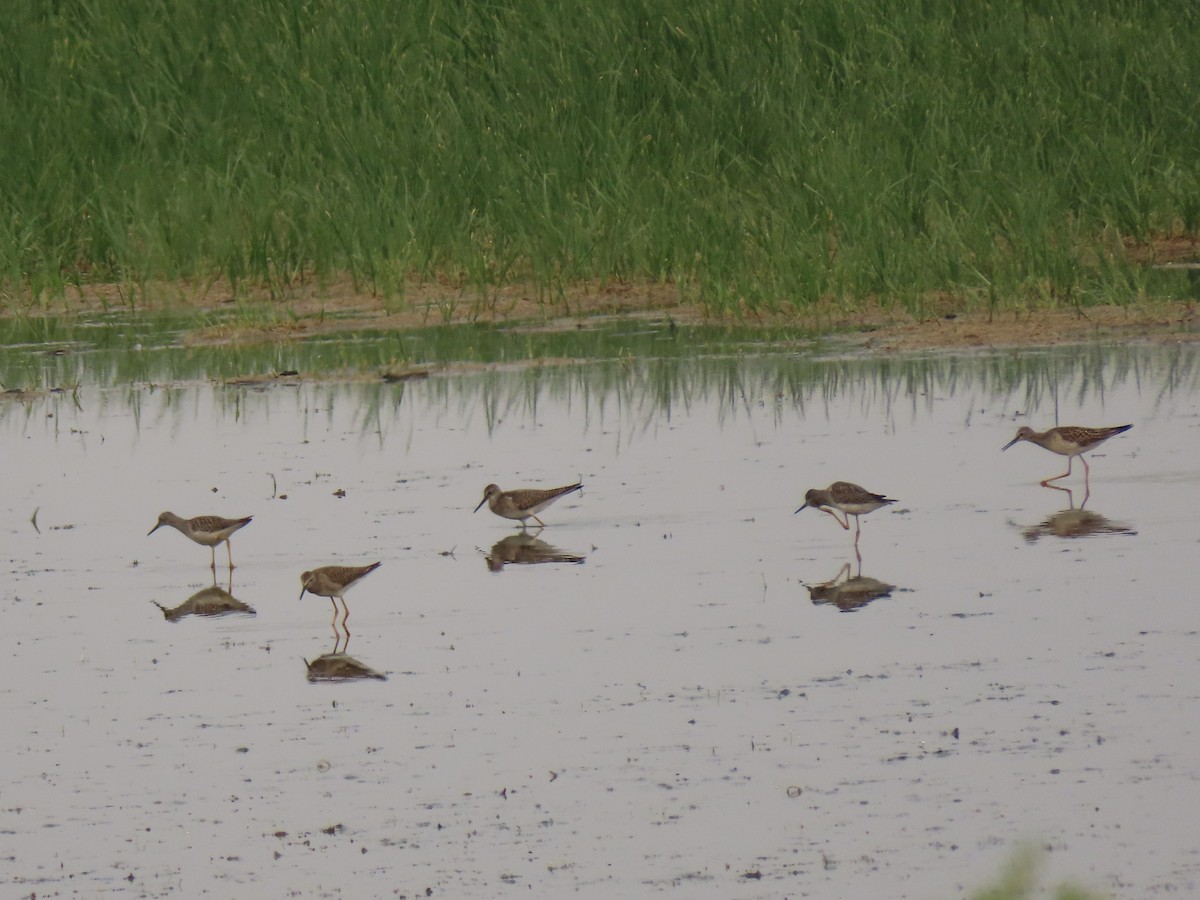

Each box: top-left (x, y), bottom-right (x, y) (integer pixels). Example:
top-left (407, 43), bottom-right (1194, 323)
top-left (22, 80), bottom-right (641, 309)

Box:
top-left (2, 0), bottom-right (1199, 314)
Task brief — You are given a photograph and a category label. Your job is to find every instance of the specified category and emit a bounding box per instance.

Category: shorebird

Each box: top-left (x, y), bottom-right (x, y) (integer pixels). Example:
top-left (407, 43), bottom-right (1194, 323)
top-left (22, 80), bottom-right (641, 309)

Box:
top-left (1002, 424), bottom-right (1132, 486)
top-left (299, 562), bottom-right (382, 630)
top-left (474, 482), bottom-right (582, 528)
top-left (148, 512), bottom-right (253, 570)
top-left (794, 482), bottom-right (896, 545)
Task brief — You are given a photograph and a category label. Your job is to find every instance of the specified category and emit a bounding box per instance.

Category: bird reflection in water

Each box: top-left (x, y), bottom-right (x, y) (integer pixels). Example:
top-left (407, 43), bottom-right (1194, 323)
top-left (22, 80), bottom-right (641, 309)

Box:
top-left (152, 574), bottom-right (255, 621)
top-left (305, 631), bottom-right (387, 682)
top-left (805, 561), bottom-right (896, 612)
top-left (485, 531), bottom-right (587, 572)
top-left (1020, 485), bottom-right (1136, 543)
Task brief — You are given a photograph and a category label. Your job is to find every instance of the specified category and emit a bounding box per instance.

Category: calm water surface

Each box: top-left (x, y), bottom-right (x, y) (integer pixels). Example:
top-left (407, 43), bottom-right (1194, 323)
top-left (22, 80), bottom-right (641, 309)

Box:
top-left (2, 333), bottom-right (1199, 897)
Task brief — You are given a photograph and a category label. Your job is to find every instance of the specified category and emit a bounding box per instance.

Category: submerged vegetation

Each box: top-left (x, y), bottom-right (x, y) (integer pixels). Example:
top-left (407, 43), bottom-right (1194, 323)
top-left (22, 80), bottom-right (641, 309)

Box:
top-left (2, 312), bottom-right (1196, 439)
top-left (2, 0), bottom-right (1199, 315)
top-left (970, 847), bottom-right (1105, 900)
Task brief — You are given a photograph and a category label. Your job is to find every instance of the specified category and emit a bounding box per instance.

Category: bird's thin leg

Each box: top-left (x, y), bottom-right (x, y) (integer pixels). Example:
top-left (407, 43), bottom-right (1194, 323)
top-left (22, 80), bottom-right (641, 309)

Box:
top-left (210, 546), bottom-right (217, 570)
top-left (853, 516), bottom-right (863, 542)
top-left (226, 540), bottom-right (235, 570)
top-left (330, 598), bottom-right (339, 631)
top-left (531, 514), bottom-right (546, 528)
top-left (340, 597), bottom-right (351, 633)
top-left (854, 543), bottom-right (863, 573)
top-left (821, 508), bottom-right (850, 530)
top-left (1040, 456), bottom-right (1073, 485)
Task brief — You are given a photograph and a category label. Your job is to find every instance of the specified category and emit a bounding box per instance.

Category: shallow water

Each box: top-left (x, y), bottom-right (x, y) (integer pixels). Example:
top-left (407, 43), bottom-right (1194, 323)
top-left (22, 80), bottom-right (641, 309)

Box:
top-left (3, 333), bottom-right (1199, 897)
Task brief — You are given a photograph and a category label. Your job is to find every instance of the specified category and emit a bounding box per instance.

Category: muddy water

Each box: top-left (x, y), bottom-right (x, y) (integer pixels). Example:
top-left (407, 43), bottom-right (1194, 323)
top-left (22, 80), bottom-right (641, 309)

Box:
top-left (3, 340), bottom-right (1199, 898)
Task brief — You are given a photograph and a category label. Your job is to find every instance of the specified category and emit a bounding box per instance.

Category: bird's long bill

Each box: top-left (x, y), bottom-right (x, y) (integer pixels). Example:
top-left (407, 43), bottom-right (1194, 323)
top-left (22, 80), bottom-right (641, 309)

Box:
top-left (147, 522), bottom-right (162, 536)
top-left (1000, 435), bottom-right (1021, 451)
top-left (473, 497), bottom-right (487, 513)
top-left (298, 587), bottom-right (307, 602)
top-left (793, 502), bottom-right (809, 515)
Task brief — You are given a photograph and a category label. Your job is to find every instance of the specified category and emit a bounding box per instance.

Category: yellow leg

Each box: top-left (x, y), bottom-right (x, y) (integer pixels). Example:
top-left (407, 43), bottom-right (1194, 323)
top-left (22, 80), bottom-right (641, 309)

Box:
top-left (1041, 456), bottom-right (1073, 486)
top-left (821, 508), bottom-right (850, 530)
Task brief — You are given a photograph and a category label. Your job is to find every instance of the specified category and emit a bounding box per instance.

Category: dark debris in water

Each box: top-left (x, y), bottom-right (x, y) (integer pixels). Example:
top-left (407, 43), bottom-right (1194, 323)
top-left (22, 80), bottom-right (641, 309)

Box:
top-left (222, 371), bottom-right (302, 387)
top-left (381, 368), bottom-right (430, 383)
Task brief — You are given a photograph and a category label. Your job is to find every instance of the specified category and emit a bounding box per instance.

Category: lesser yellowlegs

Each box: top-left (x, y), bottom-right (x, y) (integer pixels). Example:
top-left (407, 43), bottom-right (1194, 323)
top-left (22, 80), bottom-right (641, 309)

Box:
top-left (474, 482), bottom-right (582, 528)
top-left (148, 512), bottom-right (253, 570)
top-left (1002, 424), bottom-right (1132, 486)
top-left (794, 482), bottom-right (895, 545)
top-left (299, 562), bottom-right (382, 630)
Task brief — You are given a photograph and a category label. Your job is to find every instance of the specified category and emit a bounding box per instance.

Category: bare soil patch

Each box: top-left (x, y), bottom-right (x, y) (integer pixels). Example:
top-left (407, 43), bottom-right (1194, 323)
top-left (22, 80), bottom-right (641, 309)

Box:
top-left (9, 273), bottom-right (1200, 352)
top-left (840, 300), bottom-right (1200, 352)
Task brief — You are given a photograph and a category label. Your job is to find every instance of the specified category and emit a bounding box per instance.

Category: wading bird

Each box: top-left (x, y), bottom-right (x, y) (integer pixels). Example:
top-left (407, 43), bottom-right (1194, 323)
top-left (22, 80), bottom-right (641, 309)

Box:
top-left (794, 482), bottom-right (895, 547)
top-left (299, 562), bottom-right (383, 632)
top-left (1002, 424), bottom-right (1132, 486)
top-left (474, 482), bottom-right (583, 528)
top-left (148, 512), bottom-right (253, 570)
